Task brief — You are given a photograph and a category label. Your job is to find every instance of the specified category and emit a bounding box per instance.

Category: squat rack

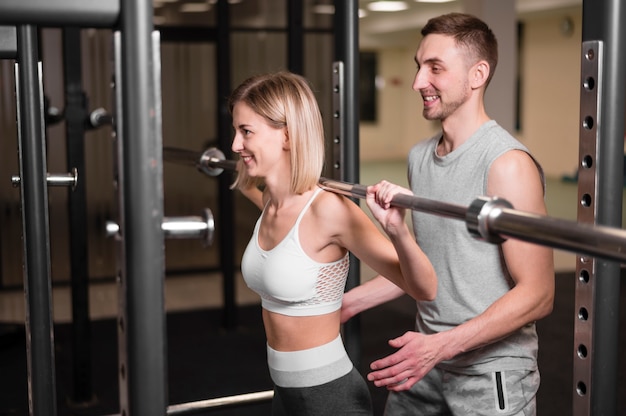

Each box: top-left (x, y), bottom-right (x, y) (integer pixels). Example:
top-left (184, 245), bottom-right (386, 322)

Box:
top-left (0, 1), bottom-right (360, 415)
top-left (1, 0), bottom-right (625, 415)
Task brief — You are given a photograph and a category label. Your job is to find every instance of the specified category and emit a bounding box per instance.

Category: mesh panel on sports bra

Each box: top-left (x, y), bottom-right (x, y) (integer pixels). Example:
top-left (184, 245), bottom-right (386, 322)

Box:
top-left (299, 256), bottom-right (350, 306)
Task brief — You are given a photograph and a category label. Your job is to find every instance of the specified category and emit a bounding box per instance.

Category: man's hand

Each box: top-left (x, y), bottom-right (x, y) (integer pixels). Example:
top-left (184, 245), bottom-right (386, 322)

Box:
top-left (368, 331), bottom-right (445, 391)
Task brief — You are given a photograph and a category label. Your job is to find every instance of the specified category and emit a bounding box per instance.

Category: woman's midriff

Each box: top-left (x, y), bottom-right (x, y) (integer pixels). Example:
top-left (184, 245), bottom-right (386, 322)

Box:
top-left (262, 308), bottom-right (342, 352)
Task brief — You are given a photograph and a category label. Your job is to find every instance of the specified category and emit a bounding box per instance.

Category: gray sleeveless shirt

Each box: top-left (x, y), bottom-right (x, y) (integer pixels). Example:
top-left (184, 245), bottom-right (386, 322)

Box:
top-left (408, 120), bottom-right (543, 374)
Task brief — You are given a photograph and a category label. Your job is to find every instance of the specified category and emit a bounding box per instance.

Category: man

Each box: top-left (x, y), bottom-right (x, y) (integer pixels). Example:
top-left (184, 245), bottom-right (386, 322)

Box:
top-left (342, 13), bottom-right (555, 415)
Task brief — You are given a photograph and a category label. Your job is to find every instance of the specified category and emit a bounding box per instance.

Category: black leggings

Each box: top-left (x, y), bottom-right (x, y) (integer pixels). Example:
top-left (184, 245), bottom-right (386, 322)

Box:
top-left (272, 366), bottom-right (373, 416)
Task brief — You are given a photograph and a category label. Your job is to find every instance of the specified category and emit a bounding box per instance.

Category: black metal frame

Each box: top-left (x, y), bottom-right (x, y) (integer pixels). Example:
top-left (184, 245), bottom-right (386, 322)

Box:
top-left (333, 0), bottom-right (361, 367)
top-left (62, 26), bottom-right (94, 406)
top-left (214, 0), bottom-right (237, 330)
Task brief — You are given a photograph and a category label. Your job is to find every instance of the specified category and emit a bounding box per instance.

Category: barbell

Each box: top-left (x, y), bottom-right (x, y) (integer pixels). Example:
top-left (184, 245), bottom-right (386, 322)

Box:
top-left (163, 146), bottom-right (626, 264)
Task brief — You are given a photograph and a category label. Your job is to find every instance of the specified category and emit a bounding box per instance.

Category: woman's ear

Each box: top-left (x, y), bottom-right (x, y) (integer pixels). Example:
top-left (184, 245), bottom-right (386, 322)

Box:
top-left (282, 128), bottom-right (290, 150)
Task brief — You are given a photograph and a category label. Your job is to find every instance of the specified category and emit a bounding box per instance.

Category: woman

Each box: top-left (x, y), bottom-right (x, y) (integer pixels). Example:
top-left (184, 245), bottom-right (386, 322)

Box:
top-left (229, 71), bottom-right (436, 415)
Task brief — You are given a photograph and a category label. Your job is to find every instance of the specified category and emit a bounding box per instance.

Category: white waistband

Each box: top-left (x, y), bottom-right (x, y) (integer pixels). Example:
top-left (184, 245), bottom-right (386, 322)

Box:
top-left (267, 334), bottom-right (345, 372)
top-left (266, 335), bottom-right (353, 388)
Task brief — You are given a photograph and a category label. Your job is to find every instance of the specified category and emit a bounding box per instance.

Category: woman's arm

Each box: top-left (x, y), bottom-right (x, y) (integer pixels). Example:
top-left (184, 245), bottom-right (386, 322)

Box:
top-left (323, 192), bottom-right (436, 302)
top-left (363, 181), bottom-right (438, 302)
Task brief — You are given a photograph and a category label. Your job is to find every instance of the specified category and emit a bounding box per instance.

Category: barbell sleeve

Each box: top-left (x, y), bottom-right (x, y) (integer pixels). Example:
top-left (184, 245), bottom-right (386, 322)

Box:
top-left (106, 208), bottom-right (215, 247)
top-left (468, 196), bottom-right (626, 262)
top-left (198, 148), bottom-right (238, 176)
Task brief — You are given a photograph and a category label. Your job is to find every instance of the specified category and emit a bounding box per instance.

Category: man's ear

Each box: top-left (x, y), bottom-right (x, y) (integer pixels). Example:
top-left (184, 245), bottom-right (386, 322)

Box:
top-left (471, 60), bottom-right (490, 89)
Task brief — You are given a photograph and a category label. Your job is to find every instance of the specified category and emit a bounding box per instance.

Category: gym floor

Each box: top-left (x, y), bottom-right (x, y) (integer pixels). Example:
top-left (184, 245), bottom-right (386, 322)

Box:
top-left (1, 161), bottom-right (625, 415)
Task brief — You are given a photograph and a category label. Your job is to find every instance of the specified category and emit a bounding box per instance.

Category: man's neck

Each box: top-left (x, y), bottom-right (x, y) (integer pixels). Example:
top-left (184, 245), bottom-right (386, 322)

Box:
top-left (438, 107), bottom-right (490, 156)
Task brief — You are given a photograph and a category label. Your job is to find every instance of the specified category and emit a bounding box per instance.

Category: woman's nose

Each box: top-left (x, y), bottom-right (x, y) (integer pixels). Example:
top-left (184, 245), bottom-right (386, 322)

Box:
top-left (231, 133), bottom-right (241, 152)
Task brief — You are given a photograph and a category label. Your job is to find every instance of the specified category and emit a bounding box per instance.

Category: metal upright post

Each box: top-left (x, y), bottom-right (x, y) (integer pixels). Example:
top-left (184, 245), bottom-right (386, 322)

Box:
top-left (574, 1), bottom-right (626, 415)
top-left (0, 27), bottom-right (16, 294)
top-left (15, 24), bottom-right (57, 416)
top-left (118, 0), bottom-right (168, 413)
top-left (287, 0), bottom-right (304, 75)
top-left (333, 0), bottom-right (361, 366)
top-left (62, 26), bottom-right (94, 406)
top-left (216, 0), bottom-right (237, 329)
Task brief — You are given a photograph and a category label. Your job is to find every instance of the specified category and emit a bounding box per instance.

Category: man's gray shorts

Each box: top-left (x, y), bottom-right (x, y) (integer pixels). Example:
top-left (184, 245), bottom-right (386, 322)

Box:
top-left (384, 367), bottom-right (539, 416)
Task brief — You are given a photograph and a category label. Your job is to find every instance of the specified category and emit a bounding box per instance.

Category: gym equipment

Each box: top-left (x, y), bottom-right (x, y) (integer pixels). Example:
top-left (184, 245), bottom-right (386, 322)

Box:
top-left (106, 208), bottom-right (215, 247)
top-left (167, 145), bottom-right (626, 265)
top-left (11, 168), bottom-right (78, 190)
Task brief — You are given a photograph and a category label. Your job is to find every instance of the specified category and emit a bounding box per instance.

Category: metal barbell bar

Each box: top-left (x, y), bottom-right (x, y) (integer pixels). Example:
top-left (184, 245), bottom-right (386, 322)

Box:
top-left (164, 146), bottom-right (237, 177)
top-left (319, 177), bottom-right (626, 262)
top-left (102, 389), bottom-right (273, 416)
top-left (103, 148), bottom-right (228, 246)
top-left (167, 389), bottom-right (273, 415)
top-left (106, 208), bottom-right (215, 247)
top-left (164, 146), bottom-right (626, 264)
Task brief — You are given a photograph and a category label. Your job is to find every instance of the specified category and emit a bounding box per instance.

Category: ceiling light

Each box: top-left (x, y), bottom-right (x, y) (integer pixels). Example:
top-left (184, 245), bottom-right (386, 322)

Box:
top-left (359, 8), bottom-right (368, 18)
top-left (415, 0), bottom-right (455, 3)
top-left (367, 1), bottom-right (409, 12)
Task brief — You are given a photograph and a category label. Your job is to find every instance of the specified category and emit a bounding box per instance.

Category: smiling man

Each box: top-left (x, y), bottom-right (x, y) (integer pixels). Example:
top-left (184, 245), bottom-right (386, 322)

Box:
top-left (341, 13), bottom-right (555, 416)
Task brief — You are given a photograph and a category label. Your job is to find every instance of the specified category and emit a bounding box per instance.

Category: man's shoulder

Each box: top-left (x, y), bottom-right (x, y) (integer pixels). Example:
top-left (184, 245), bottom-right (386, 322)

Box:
top-left (477, 122), bottom-right (528, 155)
top-left (482, 121), bottom-right (524, 146)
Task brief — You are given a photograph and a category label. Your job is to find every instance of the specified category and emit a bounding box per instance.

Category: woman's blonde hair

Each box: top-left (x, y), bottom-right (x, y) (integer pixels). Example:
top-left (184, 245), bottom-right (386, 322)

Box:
top-left (228, 71), bottom-right (325, 194)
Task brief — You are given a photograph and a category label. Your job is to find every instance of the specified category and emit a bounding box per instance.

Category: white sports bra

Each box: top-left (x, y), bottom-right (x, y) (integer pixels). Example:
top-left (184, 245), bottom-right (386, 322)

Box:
top-left (241, 187), bottom-right (350, 317)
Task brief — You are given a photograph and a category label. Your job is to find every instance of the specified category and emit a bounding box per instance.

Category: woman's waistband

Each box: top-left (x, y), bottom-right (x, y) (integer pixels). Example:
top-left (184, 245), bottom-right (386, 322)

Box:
top-left (267, 334), bottom-right (353, 387)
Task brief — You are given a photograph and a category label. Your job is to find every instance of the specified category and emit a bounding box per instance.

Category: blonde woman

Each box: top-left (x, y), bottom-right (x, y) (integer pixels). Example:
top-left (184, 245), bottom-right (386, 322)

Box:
top-left (229, 71), bottom-right (436, 415)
